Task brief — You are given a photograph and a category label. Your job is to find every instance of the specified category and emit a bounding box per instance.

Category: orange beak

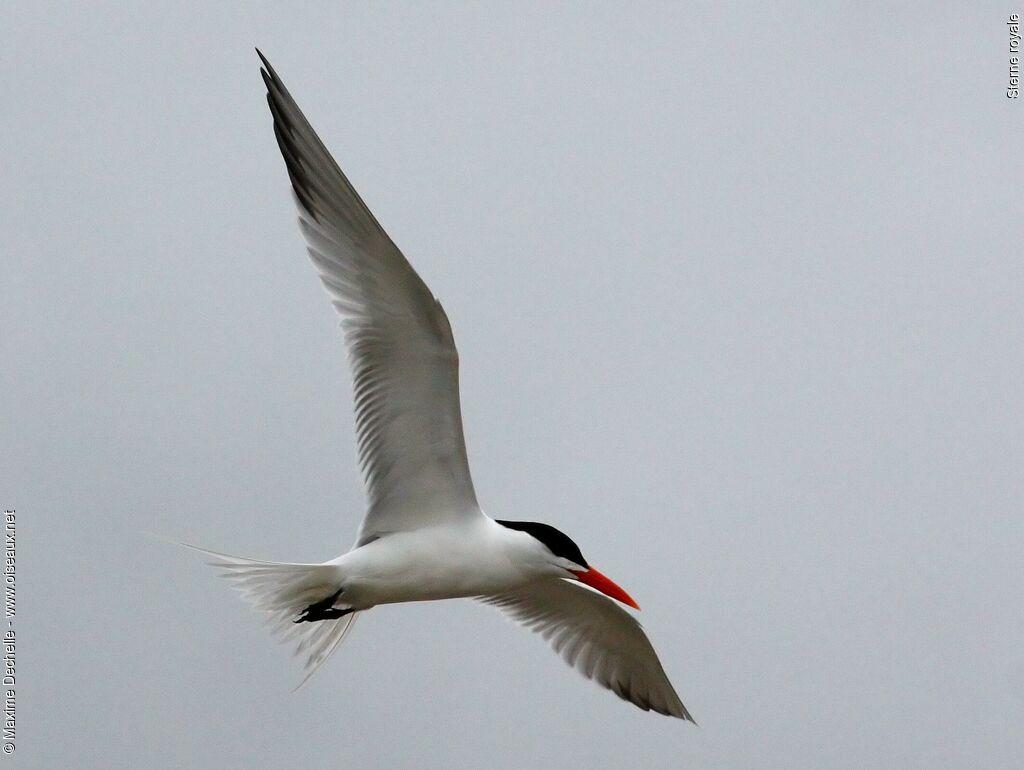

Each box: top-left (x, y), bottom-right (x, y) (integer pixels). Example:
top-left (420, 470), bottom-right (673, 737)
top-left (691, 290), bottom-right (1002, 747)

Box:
top-left (570, 566), bottom-right (640, 610)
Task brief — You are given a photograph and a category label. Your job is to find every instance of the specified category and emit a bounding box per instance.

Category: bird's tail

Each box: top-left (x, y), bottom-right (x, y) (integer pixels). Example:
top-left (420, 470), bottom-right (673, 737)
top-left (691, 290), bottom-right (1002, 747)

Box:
top-left (186, 544), bottom-right (359, 688)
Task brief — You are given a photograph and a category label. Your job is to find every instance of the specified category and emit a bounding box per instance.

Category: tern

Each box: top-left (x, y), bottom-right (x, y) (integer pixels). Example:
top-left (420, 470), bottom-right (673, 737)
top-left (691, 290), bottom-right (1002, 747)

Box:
top-left (194, 50), bottom-right (693, 721)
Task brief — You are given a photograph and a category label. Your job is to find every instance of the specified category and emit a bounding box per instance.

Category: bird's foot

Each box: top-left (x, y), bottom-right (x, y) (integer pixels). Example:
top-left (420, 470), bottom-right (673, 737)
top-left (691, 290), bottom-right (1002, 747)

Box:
top-left (294, 588), bottom-right (352, 623)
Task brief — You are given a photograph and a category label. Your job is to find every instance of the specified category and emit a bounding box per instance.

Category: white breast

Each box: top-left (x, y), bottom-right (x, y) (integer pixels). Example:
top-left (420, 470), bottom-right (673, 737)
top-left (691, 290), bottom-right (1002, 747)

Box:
top-left (334, 517), bottom-right (540, 607)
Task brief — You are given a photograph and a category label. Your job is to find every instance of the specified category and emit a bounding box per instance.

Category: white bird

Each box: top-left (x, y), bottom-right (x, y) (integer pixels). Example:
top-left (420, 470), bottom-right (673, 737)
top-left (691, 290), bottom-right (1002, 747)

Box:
top-left (194, 50), bottom-right (693, 721)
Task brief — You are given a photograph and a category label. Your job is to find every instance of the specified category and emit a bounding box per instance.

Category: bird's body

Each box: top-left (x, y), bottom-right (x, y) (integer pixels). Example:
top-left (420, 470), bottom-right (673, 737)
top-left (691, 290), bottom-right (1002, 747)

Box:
top-left (193, 50), bottom-right (694, 722)
top-left (329, 518), bottom-right (548, 607)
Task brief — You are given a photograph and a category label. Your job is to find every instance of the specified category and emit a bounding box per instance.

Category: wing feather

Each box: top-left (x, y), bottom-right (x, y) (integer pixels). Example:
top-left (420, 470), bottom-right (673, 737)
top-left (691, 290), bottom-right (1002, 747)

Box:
top-left (479, 579), bottom-right (694, 721)
top-left (258, 52), bottom-right (480, 540)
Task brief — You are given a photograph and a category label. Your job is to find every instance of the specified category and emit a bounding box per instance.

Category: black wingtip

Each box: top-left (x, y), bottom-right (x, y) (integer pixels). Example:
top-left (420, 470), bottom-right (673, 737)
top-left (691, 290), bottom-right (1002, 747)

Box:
top-left (255, 48), bottom-right (276, 82)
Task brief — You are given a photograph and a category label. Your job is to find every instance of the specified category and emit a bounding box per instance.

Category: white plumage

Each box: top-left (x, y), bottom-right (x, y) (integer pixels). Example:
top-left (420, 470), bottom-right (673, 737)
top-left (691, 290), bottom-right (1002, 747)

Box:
top-left (192, 50), bottom-right (693, 722)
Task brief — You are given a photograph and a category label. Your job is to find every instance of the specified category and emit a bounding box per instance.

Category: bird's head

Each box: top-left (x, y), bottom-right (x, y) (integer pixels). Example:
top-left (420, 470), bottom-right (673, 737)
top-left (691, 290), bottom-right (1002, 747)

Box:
top-left (495, 519), bottom-right (640, 610)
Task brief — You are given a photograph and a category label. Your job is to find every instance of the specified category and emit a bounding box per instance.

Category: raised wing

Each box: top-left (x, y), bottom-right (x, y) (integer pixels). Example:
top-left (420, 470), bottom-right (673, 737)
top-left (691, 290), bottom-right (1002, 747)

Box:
top-left (258, 52), bottom-right (480, 541)
top-left (480, 579), bottom-right (694, 720)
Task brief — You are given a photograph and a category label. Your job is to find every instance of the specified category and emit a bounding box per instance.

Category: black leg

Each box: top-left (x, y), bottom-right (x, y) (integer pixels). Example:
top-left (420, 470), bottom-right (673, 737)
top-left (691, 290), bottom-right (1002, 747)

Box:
top-left (294, 588), bottom-right (352, 623)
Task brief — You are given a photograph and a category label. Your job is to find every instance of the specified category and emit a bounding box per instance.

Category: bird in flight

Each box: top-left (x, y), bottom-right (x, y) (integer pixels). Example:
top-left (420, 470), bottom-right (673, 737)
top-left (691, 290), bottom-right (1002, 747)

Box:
top-left (194, 50), bottom-right (693, 721)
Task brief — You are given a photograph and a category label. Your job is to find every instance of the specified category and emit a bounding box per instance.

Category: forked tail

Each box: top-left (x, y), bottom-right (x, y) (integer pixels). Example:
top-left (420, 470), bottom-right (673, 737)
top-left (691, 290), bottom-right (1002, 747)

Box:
top-left (186, 545), bottom-right (359, 688)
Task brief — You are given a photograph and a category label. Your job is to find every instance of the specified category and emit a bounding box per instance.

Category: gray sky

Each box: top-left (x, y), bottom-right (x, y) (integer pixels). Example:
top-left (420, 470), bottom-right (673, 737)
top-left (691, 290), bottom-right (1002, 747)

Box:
top-left (5, 2), bottom-right (1023, 767)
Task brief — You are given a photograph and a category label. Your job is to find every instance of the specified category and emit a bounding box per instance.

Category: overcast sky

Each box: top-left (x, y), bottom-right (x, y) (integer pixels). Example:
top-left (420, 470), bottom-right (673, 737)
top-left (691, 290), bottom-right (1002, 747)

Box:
top-left (5, 2), bottom-right (1023, 768)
